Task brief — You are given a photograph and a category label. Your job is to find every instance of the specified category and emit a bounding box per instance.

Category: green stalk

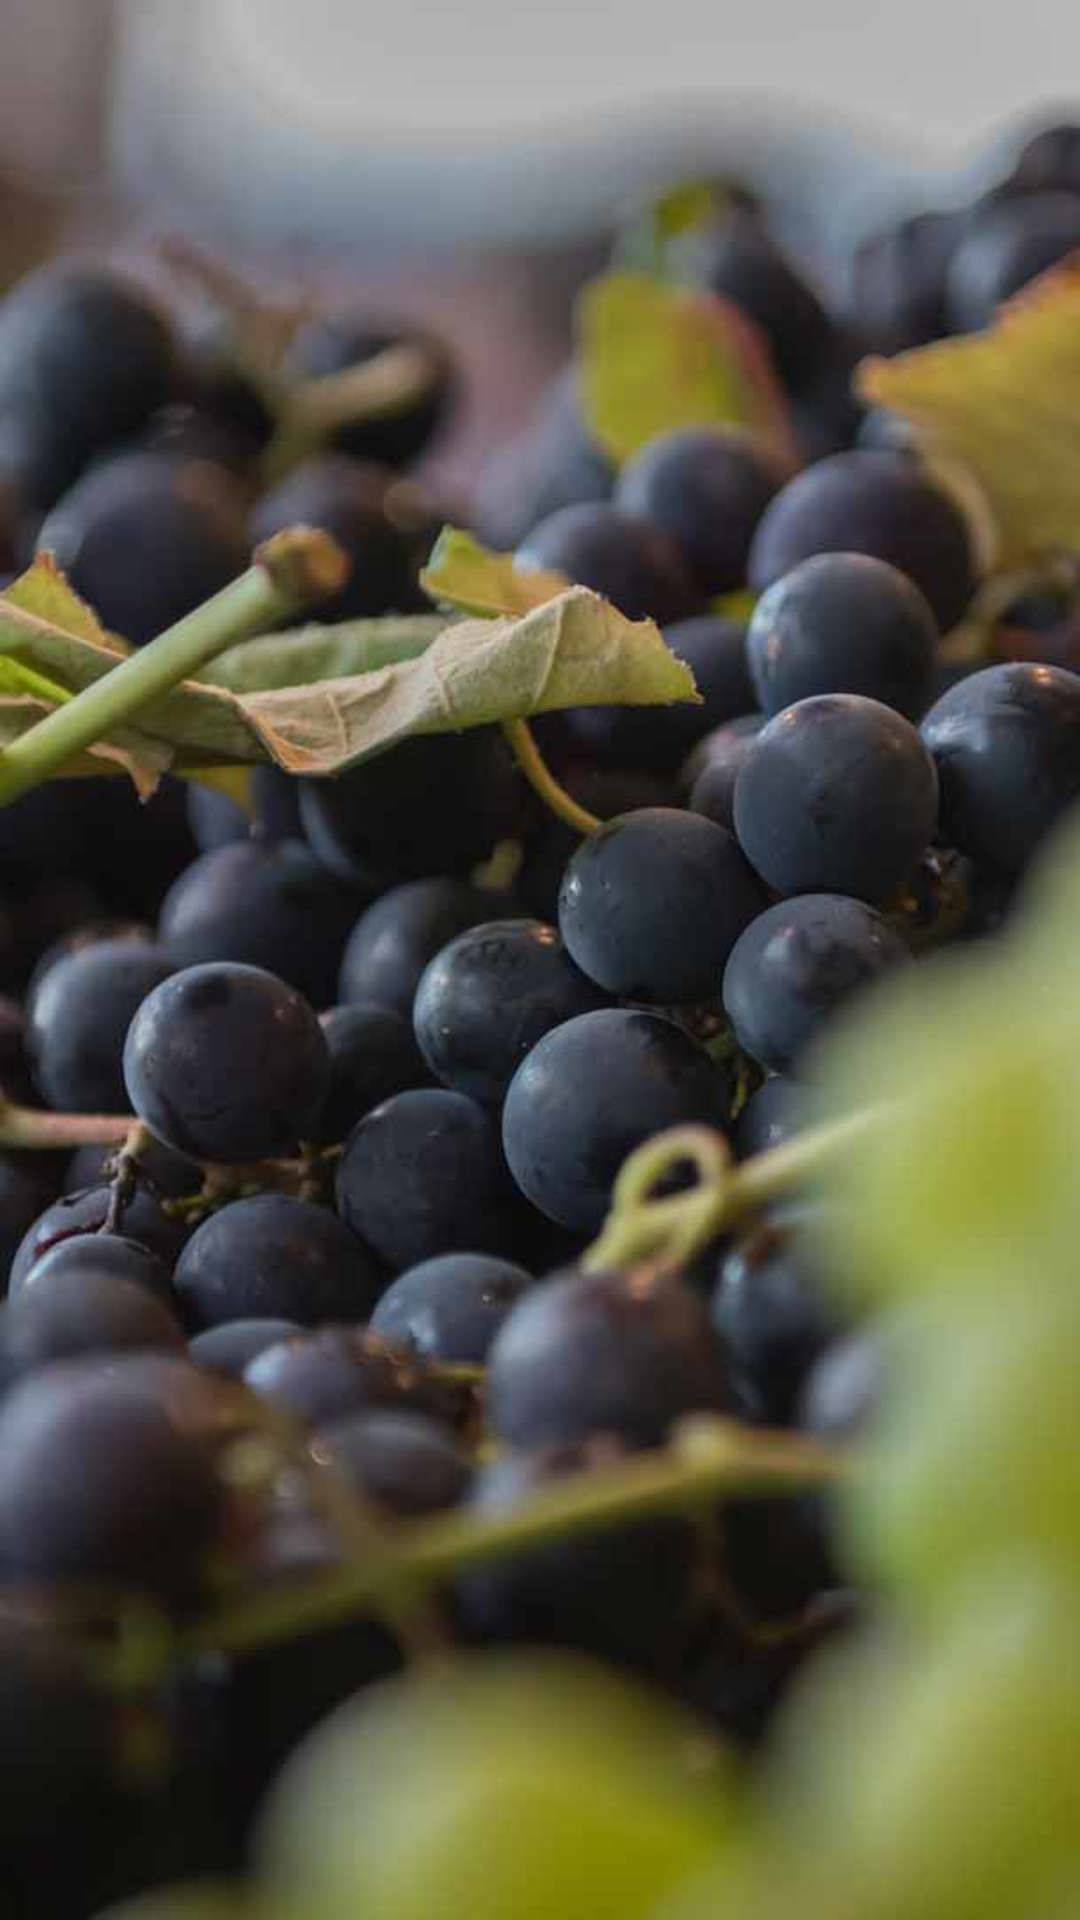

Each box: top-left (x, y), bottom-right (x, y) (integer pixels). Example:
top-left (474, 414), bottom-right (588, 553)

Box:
top-left (185, 1418), bottom-right (843, 1664)
top-left (0, 528), bottom-right (347, 807)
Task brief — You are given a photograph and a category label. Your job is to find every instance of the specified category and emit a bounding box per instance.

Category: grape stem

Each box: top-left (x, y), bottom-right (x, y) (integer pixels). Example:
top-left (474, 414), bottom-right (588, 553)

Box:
top-left (183, 1416), bottom-right (844, 1665)
top-left (583, 1108), bottom-right (885, 1276)
top-left (501, 718), bottom-right (601, 834)
top-left (0, 527), bottom-right (348, 807)
top-left (261, 343), bottom-right (444, 484)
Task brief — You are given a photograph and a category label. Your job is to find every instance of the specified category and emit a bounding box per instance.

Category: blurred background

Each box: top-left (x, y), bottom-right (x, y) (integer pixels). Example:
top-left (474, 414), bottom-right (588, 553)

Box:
top-left (0, 0), bottom-right (1077, 491)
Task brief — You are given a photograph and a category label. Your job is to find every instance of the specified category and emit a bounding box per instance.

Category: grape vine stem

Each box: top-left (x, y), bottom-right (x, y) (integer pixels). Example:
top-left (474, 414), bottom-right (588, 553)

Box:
top-left (184, 1417), bottom-right (844, 1665)
top-left (0, 528), bottom-right (348, 807)
top-left (501, 718), bottom-right (601, 834)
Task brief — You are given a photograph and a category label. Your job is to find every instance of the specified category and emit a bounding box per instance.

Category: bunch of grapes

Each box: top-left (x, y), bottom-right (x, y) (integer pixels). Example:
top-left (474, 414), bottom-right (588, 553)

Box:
top-left (0, 101), bottom-right (1075, 1920)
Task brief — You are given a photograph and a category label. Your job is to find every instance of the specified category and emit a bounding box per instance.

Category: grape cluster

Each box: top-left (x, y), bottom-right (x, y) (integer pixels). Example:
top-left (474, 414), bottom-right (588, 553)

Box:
top-left (0, 102), bottom-right (1077, 1920)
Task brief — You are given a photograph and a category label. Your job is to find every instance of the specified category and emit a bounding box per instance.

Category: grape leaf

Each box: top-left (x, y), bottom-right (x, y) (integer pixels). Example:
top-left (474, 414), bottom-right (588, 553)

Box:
top-left (577, 270), bottom-right (799, 471)
top-left (203, 614), bottom-right (446, 693)
top-left (236, 589), bottom-right (699, 774)
top-left (0, 562), bottom-right (697, 790)
top-left (859, 261), bottom-right (1080, 569)
top-left (420, 527), bottom-right (569, 617)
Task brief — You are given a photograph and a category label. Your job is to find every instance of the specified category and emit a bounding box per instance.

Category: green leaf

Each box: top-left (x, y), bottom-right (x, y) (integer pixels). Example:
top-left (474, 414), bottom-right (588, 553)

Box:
top-left (4, 553), bottom-right (128, 653)
top-left (0, 562), bottom-right (697, 788)
top-left (577, 271), bottom-right (799, 471)
top-left (239, 589), bottom-right (699, 775)
top-left (203, 614), bottom-right (446, 693)
top-left (420, 527), bottom-right (569, 618)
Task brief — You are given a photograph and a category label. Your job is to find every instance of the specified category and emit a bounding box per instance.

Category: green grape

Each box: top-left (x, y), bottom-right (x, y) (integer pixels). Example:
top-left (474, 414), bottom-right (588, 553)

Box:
top-left (808, 944), bottom-right (1080, 1312)
top-left (767, 1569), bottom-right (1080, 1920)
top-left (257, 1650), bottom-right (734, 1920)
top-left (843, 1290), bottom-right (1080, 1604)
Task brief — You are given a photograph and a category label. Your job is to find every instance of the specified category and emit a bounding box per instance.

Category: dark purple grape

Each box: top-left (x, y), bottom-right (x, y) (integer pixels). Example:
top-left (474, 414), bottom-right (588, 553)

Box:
top-left (1, 1264), bottom-right (184, 1374)
top-left (189, 1318), bottom-right (302, 1380)
top-left (723, 893), bottom-right (911, 1073)
top-left (687, 716), bottom-right (764, 831)
top-left (921, 661), bottom-right (1080, 874)
top-left (159, 839), bottom-right (368, 1009)
top-left (336, 1088), bottom-right (518, 1271)
top-left (370, 1251), bottom-right (532, 1364)
top-left (414, 918), bottom-right (608, 1104)
top-left (174, 1194), bottom-right (381, 1330)
top-left (488, 1267), bottom-right (735, 1449)
top-left (746, 551), bottom-right (938, 719)
top-left (123, 963), bottom-right (330, 1164)
top-left (559, 807), bottom-right (766, 1005)
top-left (748, 450), bottom-right (976, 633)
top-left (315, 1409), bottom-right (470, 1517)
top-left (558, 615), bottom-right (755, 776)
top-left (250, 455), bottom-right (432, 619)
top-left (10, 1187), bottom-right (187, 1293)
top-left (316, 1002), bottom-right (432, 1144)
top-left (502, 1009), bottom-right (733, 1232)
top-left (243, 1327), bottom-right (452, 1429)
top-left (712, 1210), bottom-right (841, 1423)
top-left (0, 1357), bottom-right (223, 1603)
top-left (615, 426), bottom-right (781, 596)
top-left (515, 502), bottom-right (702, 624)
top-left (339, 878), bottom-right (499, 1019)
top-left (27, 939), bottom-right (174, 1114)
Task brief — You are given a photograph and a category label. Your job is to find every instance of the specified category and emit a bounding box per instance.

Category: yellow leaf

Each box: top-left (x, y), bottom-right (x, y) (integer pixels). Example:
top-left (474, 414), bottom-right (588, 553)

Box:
top-left (421, 528), bottom-right (568, 617)
top-left (577, 271), bottom-right (800, 472)
top-left (859, 261), bottom-right (1080, 570)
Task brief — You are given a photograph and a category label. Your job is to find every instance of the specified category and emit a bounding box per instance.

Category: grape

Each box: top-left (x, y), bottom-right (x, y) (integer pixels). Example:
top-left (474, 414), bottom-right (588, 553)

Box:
top-left (26, 938), bottom-right (174, 1114)
top-left (516, 767), bottom-right (675, 921)
top-left (250, 455), bottom-right (432, 620)
top-left (488, 1267), bottom-right (735, 1449)
top-left (723, 893), bottom-right (910, 1072)
top-left (0, 1625), bottom-right (123, 1917)
top-left (316, 1408), bottom-right (471, 1517)
top-left (614, 426), bottom-right (782, 596)
top-left (686, 716), bottom-right (764, 832)
top-left (283, 313), bottom-right (456, 469)
top-left (27, 916), bottom-right (154, 1008)
top-left (123, 963), bottom-right (330, 1163)
top-left (746, 553), bottom-right (938, 719)
top-left (458, 1439), bottom-right (696, 1672)
top-left (370, 1251), bottom-right (532, 1364)
top-left (414, 917), bottom-right (608, 1103)
top-left (300, 731), bottom-right (523, 887)
top-left (846, 1291), bottom-right (1080, 1603)
top-left (0, 1358), bottom-right (223, 1603)
top-left (780, 1572), bottom-right (1080, 1920)
top-left (502, 1009), bottom-right (733, 1231)
top-left (731, 1076), bottom-right (801, 1161)
top-left (10, 1185), bottom-right (187, 1292)
top-left (243, 1327), bottom-right (452, 1429)
top-left (336, 1087), bottom-right (518, 1270)
top-left (515, 503), bottom-right (702, 624)
top-left (733, 695), bottom-right (938, 903)
top-left (559, 615), bottom-right (756, 776)
top-left (185, 765), bottom-right (301, 853)
top-left (848, 210), bottom-right (965, 353)
top-left (0, 1153), bottom-right (62, 1292)
top-left (921, 662), bottom-right (1080, 875)
top-left (175, 1194), bottom-right (381, 1330)
top-left (559, 807), bottom-right (767, 1006)
top-left (788, 330), bottom-right (865, 465)
top-left (188, 1317), bottom-right (302, 1379)
top-left (339, 878), bottom-right (498, 1018)
top-left (674, 207), bottom-right (831, 393)
top-left (38, 451), bottom-right (249, 647)
top-left (2, 1263), bottom-right (185, 1373)
top-left (317, 1002), bottom-right (432, 1143)
top-left (748, 450), bottom-right (976, 632)
top-left (946, 190), bottom-right (1080, 331)
top-left (0, 265), bottom-right (176, 510)
top-left (159, 839), bottom-right (367, 1009)
top-left (474, 367), bottom-right (613, 551)
top-left (12, 1224), bottom-right (176, 1315)
top-left (257, 1653), bottom-right (730, 1920)
top-left (1005, 119), bottom-right (1080, 194)
top-left (711, 1212), bottom-right (841, 1423)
